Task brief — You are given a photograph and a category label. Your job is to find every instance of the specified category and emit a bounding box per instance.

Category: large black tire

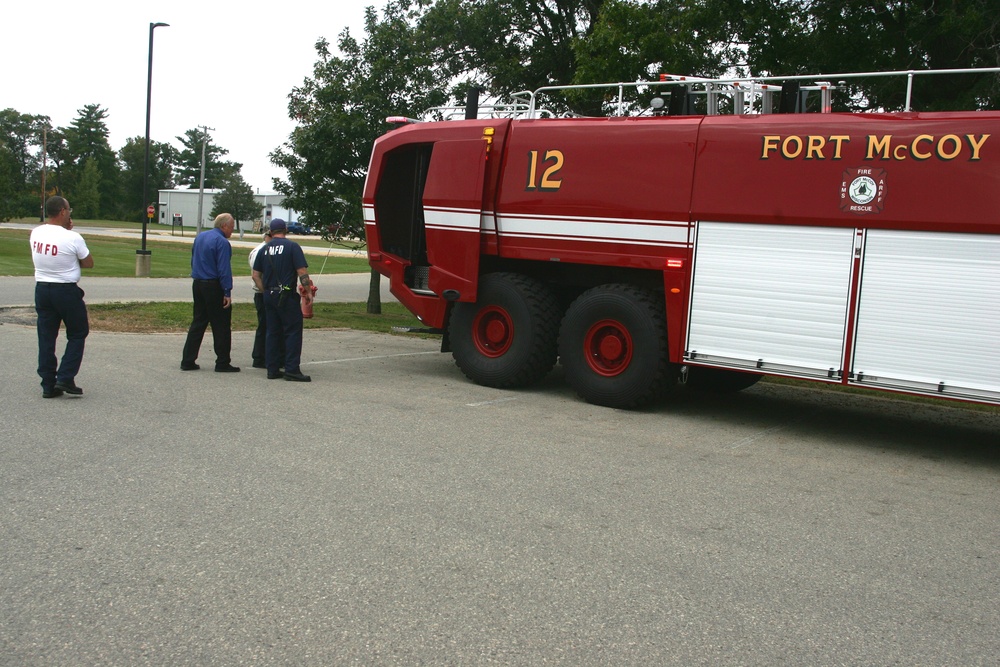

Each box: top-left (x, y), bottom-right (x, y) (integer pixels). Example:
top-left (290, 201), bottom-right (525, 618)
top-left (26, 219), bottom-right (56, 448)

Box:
top-left (558, 285), bottom-right (675, 409)
top-left (450, 273), bottom-right (560, 388)
top-left (684, 367), bottom-right (763, 393)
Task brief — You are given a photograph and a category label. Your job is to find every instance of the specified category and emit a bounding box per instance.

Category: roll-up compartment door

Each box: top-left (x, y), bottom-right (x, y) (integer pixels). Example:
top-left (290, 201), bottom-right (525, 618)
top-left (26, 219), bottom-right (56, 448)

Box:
top-left (686, 222), bottom-right (856, 378)
top-left (851, 230), bottom-right (1000, 402)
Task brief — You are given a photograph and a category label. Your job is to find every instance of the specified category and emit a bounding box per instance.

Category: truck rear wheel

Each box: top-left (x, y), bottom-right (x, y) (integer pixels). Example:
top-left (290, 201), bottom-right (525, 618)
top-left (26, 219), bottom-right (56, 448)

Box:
top-left (559, 285), bottom-right (675, 409)
top-left (450, 273), bottom-right (560, 388)
top-left (684, 367), bottom-right (762, 393)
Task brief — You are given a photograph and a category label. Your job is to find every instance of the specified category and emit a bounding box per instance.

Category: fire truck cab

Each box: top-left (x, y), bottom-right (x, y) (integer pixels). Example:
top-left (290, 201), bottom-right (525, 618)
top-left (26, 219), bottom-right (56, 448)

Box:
top-left (363, 69), bottom-right (1000, 409)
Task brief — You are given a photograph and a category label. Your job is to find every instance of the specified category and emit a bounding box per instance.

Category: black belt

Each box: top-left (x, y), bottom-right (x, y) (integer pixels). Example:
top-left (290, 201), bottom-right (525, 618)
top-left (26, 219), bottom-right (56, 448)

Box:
top-left (194, 278), bottom-right (219, 283)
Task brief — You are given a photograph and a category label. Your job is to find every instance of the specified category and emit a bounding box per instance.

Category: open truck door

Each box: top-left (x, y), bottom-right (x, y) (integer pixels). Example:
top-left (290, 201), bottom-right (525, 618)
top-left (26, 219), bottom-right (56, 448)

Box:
top-left (421, 139), bottom-right (489, 302)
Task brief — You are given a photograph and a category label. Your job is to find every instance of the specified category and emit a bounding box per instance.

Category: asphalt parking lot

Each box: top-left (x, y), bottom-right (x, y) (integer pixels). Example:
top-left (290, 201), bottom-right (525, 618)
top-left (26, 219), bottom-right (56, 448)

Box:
top-left (1, 315), bottom-right (998, 665)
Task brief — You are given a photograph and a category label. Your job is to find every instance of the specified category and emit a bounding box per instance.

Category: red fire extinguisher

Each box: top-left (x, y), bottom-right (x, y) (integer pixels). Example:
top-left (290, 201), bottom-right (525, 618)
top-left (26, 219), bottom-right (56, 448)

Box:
top-left (299, 284), bottom-right (318, 318)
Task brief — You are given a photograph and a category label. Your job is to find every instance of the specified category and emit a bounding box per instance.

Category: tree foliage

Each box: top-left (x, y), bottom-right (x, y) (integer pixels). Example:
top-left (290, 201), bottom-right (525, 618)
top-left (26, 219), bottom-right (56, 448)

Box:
top-left (0, 109), bottom-right (49, 219)
top-left (64, 105), bottom-right (120, 217)
top-left (713, 0), bottom-right (1000, 110)
top-left (74, 157), bottom-right (101, 219)
top-left (0, 150), bottom-right (18, 220)
top-left (271, 0), bottom-right (449, 241)
top-left (175, 128), bottom-right (240, 189)
top-left (118, 137), bottom-right (178, 222)
top-left (210, 170), bottom-right (262, 230)
top-left (1, 111), bottom-right (251, 224)
top-left (420, 0), bottom-right (604, 94)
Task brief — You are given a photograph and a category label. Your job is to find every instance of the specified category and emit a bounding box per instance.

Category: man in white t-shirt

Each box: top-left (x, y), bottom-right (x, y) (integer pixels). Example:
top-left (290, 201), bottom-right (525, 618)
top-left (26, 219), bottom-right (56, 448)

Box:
top-left (30, 197), bottom-right (94, 398)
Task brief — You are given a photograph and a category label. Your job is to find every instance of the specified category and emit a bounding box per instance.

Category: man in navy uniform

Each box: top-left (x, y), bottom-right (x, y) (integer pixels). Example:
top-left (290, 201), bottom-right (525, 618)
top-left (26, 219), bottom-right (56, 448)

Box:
top-left (251, 218), bottom-right (314, 382)
top-left (248, 228), bottom-right (284, 368)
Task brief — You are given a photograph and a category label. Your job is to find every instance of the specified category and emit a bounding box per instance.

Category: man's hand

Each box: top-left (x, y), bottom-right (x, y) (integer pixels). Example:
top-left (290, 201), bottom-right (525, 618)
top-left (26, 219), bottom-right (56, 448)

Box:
top-left (223, 296), bottom-right (232, 309)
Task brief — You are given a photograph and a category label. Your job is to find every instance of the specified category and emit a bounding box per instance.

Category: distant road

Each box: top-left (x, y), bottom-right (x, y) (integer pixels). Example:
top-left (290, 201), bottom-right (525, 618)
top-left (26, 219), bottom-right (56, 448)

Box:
top-left (0, 274), bottom-right (393, 307)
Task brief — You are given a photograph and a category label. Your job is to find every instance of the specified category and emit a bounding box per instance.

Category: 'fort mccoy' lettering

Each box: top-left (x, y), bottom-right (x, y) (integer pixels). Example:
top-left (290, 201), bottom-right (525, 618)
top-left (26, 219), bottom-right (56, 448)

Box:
top-left (761, 133), bottom-right (990, 161)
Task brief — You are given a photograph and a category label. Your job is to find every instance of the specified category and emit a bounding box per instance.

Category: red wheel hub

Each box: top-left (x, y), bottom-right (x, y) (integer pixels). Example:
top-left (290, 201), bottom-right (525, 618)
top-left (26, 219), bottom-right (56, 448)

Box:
top-left (584, 319), bottom-right (633, 376)
top-left (472, 306), bottom-right (514, 357)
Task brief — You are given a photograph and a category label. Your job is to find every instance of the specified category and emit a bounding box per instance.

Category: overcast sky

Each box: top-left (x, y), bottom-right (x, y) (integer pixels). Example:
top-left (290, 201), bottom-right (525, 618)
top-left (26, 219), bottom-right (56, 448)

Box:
top-left (3, 0), bottom-right (374, 193)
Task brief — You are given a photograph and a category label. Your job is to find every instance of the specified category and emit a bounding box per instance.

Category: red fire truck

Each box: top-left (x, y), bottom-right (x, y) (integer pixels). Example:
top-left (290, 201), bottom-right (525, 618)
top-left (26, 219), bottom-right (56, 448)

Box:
top-left (363, 69), bottom-right (1000, 409)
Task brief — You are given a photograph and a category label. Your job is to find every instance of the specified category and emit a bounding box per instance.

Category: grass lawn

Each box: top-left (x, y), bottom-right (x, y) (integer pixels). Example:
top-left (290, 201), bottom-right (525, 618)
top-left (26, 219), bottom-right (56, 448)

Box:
top-left (1, 226), bottom-right (370, 278)
top-left (2, 219), bottom-right (423, 336)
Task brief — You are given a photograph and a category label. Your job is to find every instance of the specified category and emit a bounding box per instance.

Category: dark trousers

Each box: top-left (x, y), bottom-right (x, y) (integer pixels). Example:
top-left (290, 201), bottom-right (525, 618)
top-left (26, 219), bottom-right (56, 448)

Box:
top-left (35, 282), bottom-right (89, 390)
top-left (264, 290), bottom-right (303, 374)
top-left (253, 291), bottom-right (284, 365)
top-left (181, 279), bottom-right (232, 367)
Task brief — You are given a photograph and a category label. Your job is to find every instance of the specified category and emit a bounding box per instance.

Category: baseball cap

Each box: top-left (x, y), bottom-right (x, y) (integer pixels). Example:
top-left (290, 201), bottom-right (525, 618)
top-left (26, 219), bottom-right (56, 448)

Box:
top-left (269, 218), bottom-right (287, 233)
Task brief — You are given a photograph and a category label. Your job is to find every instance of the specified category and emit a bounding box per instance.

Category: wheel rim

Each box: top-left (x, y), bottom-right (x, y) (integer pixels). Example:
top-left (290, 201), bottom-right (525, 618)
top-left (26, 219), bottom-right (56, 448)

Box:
top-left (472, 306), bottom-right (514, 357)
top-left (583, 319), bottom-right (633, 376)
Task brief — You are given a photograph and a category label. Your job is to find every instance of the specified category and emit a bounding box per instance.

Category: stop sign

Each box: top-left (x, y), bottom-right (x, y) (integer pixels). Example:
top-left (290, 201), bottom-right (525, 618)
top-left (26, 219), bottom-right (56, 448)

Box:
top-left (146, 205), bottom-right (155, 218)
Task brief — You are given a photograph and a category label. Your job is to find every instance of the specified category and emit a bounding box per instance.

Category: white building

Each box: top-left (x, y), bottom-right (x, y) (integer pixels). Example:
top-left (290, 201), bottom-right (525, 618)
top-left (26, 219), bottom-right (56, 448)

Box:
top-left (156, 189), bottom-right (298, 232)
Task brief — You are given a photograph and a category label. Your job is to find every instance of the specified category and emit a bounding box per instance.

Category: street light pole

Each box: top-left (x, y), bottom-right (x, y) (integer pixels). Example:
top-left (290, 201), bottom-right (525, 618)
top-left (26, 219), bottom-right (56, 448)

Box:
top-left (138, 21), bottom-right (168, 277)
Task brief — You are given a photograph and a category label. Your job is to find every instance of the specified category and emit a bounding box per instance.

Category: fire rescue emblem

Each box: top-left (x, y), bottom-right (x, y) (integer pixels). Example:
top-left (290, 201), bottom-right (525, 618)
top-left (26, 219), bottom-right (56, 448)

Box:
top-left (840, 168), bottom-right (886, 215)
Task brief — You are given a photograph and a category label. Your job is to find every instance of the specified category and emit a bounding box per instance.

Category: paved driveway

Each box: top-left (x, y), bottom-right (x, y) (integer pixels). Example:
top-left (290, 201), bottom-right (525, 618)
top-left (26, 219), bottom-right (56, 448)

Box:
top-left (1, 319), bottom-right (998, 665)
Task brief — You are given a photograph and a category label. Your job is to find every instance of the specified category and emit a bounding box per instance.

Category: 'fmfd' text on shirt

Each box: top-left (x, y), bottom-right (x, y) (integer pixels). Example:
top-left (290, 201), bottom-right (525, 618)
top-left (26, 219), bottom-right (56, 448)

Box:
top-left (32, 241), bottom-right (59, 256)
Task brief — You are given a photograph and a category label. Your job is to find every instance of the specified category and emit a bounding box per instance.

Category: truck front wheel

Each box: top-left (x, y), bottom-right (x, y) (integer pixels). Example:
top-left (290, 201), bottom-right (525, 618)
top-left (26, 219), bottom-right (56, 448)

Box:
top-left (450, 273), bottom-right (560, 388)
top-left (559, 285), bottom-right (675, 409)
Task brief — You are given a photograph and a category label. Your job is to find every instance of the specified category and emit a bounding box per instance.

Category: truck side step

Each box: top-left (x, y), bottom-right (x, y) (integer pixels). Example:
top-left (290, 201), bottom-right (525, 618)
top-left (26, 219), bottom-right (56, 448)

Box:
top-left (391, 326), bottom-right (445, 335)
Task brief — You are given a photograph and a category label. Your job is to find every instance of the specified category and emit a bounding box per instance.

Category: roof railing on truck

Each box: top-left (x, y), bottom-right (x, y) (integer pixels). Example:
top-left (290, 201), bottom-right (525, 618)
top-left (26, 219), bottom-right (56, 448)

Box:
top-left (518, 66), bottom-right (1000, 119)
top-left (385, 99), bottom-right (555, 126)
top-left (421, 101), bottom-right (556, 120)
top-left (385, 67), bottom-right (1000, 127)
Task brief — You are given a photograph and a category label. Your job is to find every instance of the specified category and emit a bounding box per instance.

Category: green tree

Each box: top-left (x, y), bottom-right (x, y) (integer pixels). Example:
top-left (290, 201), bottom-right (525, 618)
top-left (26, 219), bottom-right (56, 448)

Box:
top-left (210, 170), bottom-right (262, 232)
top-left (568, 0), bottom-right (735, 113)
top-left (421, 0), bottom-right (605, 97)
top-left (272, 0), bottom-right (450, 312)
top-left (175, 128), bottom-right (239, 189)
top-left (272, 1), bottom-right (449, 235)
top-left (119, 136), bottom-right (178, 222)
top-left (713, 0), bottom-right (1000, 110)
top-left (417, 0), bottom-right (734, 115)
top-left (64, 104), bottom-right (119, 216)
top-left (0, 109), bottom-right (49, 218)
top-left (74, 157), bottom-right (101, 219)
top-left (43, 128), bottom-right (72, 201)
top-left (0, 142), bottom-right (20, 220)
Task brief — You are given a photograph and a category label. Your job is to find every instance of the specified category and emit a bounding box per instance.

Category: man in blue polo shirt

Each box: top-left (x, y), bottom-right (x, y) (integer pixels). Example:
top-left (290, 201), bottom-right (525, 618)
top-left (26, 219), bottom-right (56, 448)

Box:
top-left (180, 213), bottom-right (240, 372)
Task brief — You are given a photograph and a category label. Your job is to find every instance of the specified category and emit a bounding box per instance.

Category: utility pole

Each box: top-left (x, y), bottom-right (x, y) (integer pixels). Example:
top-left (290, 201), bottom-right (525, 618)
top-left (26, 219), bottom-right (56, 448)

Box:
top-left (196, 125), bottom-right (215, 234)
top-left (39, 125), bottom-right (47, 222)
